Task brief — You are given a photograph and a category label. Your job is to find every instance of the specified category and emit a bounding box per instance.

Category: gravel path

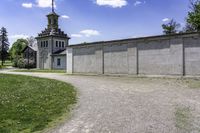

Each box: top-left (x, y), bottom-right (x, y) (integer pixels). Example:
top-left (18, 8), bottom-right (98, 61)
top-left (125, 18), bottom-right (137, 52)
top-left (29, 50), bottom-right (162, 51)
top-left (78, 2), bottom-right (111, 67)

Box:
top-left (1, 71), bottom-right (200, 133)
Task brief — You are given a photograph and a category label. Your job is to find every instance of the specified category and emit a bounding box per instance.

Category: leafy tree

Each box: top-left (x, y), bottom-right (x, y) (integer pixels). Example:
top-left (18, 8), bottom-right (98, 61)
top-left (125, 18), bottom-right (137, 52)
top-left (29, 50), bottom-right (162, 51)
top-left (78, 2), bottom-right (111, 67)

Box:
top-left (0, 27), bottom-right (9, 66)
top-left (9, 39), bottom-right (28, 60)
top-left (186, 0), bottom-right (200, 32)
top-left (162, 19), bottom-right (181, 34)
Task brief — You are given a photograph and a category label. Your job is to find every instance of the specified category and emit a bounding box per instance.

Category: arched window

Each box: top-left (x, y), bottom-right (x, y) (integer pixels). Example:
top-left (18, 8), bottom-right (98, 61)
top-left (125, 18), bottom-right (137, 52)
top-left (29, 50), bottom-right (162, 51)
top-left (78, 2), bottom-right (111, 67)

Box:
top-left (54, 19), bottom-right (57, 25)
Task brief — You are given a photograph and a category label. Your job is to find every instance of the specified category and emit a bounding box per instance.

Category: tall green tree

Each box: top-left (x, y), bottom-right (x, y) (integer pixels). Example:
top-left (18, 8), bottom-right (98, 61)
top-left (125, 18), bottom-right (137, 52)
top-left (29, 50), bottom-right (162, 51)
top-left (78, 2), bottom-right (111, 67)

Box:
top-left (9, 39), bottom-right (28, 60)
top-left (162, 19), bottom-right (180, 35)
top-left (0, 27), bottom-right (9, 66)
top-left (186, 0), bottom-right (200, 32)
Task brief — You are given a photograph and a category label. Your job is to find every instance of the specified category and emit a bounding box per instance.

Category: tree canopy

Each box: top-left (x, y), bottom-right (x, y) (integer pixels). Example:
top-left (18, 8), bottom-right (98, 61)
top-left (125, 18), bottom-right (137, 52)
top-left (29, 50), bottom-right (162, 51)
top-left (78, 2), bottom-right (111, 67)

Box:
top-left (162, 19), bottom-right (180, 35)
top-left (186, 0), bottom-right (200, 32)
top-left (9, 39), bottom-right (28, 60)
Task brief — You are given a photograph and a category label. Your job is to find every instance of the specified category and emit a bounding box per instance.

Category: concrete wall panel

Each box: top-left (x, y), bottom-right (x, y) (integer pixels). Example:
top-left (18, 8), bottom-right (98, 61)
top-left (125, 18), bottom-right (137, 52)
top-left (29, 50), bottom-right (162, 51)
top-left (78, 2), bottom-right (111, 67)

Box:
top-left (184, 37), bottom-right (200, 75)
top-left (104, 44), bottom-right (128, 74)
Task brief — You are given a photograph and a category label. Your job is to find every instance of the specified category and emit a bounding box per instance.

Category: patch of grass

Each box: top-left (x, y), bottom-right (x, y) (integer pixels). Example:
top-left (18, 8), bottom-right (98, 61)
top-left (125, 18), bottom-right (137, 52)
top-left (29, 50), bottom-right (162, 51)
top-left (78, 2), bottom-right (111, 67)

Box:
top-left (13, 69), bottom-right (66, 73)
top-left (0, 74), bottom-right (76, 133)
top-left (0, 65), bottom-right (7, 69)
top-left (182, 78), bottom-right (200, 89)
top-left (175, 106), bottom-right (192, 131)
top-left (0, 60), bottom-right (12, 67)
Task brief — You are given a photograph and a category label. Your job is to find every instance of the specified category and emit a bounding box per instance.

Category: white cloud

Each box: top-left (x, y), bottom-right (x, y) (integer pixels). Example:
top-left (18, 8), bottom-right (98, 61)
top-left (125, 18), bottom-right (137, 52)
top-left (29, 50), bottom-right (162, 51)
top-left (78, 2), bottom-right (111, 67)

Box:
top-left (61, 15), bottom-right (70, 19)
top-left (162, 18), bottom-right (170, 22)
top-left (9, 34), bottom-right (29, 45)
top-left (96, 0), bottom-right (127, 8)
top-left (71, 29), bottom-right (100, 38)
top-left (10, 34), bottom-right (29, 40)
top-left (80, 29), bottom-right (100, 37)
top-left (22, 3), bottom-right (33, 8)
top-left (36, 0), bottom-right (56, 8)
top-left (134, 1), bottom-right (142, 6)
top-left (71, 34), bottom-right (83, 38)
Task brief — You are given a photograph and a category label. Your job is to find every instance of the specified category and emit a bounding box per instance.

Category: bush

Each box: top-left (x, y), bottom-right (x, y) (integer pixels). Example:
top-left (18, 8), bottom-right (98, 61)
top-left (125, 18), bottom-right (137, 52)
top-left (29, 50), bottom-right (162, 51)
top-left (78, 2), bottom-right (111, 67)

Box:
top-left (24, 59), bottom-right (36, 68)
top-left (12, 57), bottom-right (36, 69)
top-left (17, 58), bottom-right (25, 68)
top-left (12, 58), bottom-right (18, 67)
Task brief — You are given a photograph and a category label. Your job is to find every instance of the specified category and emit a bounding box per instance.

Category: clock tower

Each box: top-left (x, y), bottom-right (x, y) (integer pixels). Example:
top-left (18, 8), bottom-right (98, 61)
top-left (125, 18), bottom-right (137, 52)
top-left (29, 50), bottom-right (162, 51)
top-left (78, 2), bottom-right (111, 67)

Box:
top-left (36, 0), bottom-right (70, 69)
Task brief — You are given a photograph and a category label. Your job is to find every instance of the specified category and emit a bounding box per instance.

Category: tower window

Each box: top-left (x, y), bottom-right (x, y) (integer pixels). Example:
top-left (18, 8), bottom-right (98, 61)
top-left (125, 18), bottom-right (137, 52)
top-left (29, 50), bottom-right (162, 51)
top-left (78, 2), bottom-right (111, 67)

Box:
top-left (54, 19), bottom-right (57, 25)
top-left (56, 41), bottom-right (58, 47)
top-left (43, 41), bottom-right (46, 47)
top-left (62, 42), bottom-right (64, 47)
top-left (57, 58), bottom-right (61, 66)
top-left (41, 41), bottom-right (43, 47)
top-left (46, 41), bottom-right (48, 47)
top-left (48, 19), bottom-right (51, 25)
top-left (59, 41), bottom-right (61, 47)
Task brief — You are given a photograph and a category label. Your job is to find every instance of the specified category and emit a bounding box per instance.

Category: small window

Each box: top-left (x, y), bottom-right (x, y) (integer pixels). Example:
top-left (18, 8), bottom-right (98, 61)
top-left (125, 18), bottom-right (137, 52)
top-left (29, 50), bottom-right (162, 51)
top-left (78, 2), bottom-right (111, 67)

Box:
top-left (59, 41), bottom-right (61, 47)
top-left (54, 19), bottom-right (57, 25)
top-left (46, 41), bottom-right (48, 47)
top-left (41, 42), bottom-right (43, 47)
top-left (57, 58), bottom-right (61, 66)
top-left (43, 41), bottom-right (46, 47)
top-left (56, 41), bottom-right (58, 47)
top-left (49, 19), bottom-right (51, 24)
top-left (62, 42), bottom-right (64, 47)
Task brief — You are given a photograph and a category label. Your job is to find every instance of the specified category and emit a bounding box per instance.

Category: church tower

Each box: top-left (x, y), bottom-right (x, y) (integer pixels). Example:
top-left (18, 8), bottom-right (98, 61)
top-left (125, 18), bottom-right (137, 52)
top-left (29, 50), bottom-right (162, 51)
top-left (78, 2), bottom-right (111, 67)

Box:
top-left (36, 0), bottom-right (70, 70)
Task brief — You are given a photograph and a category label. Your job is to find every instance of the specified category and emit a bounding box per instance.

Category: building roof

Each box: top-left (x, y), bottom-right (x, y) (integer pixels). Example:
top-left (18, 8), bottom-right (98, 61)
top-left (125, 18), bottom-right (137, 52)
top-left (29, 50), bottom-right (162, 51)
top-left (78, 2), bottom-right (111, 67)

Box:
top-left (22, 45), bottom-right (38, 52)
top-left (52, 49), bottom-right (66, 55)
top-left (68, 32), bottom-right (200, 47)
top-left (36, 28), bottom-right (69, 38)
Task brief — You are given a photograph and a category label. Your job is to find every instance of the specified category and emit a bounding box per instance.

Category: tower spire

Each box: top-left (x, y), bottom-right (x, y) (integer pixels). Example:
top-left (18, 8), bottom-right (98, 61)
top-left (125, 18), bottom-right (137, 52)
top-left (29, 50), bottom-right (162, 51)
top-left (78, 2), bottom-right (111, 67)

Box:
top-left (52, 0), bottom-right (54, 12)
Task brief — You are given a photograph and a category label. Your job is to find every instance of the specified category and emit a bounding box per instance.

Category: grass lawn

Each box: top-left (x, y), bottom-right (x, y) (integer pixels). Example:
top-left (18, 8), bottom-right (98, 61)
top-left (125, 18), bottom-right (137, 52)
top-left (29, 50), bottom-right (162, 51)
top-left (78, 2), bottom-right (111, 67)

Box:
top-left (0, 74), bottom-right (76, 133)
top-left (0, 60), bottom-right (12, 66)
top-left (13, 69), bottom-right (66, 73)
top-left (0, 60), bottom-right (12, 69)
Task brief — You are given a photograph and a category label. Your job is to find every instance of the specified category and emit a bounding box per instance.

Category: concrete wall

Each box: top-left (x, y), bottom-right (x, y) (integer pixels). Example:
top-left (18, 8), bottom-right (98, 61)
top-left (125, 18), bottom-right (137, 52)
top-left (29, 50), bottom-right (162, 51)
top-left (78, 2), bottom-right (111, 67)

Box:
top-left (67, 32), bottom-right (200, 76)
top-left (52, 55), bottom-right (66, 70)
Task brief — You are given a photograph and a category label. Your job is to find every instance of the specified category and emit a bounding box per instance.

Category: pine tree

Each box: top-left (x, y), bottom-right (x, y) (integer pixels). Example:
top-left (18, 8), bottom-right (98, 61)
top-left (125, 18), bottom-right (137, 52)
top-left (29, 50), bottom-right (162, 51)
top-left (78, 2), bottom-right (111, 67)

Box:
top-left (0, 27), bottom-right (9, 66)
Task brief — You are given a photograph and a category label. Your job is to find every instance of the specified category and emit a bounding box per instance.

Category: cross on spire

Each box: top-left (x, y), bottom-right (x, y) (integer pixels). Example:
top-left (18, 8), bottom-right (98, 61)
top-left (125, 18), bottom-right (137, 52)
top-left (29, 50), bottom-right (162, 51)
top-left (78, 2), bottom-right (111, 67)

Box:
top-left (52, 0), bottom-right (54, 12)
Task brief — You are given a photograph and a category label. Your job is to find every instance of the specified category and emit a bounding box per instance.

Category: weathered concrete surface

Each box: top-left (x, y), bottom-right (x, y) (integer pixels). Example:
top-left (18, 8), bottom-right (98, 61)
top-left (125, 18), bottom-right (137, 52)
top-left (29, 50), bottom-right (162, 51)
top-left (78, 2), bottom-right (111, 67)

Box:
top-left (68, 32), bottom-right (200, 76)
top-left (184, 37), bottom-right (200, 75)
top-left (1, 71), bottom-right (200, 133)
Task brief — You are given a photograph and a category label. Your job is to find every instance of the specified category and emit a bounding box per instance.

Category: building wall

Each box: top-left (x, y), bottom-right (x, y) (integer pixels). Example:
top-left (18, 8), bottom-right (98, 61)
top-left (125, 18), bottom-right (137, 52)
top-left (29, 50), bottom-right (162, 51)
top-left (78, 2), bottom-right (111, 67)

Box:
top-left (184, 37), bottom-right (200, 75)
top-left (52, 55), bottom-right (66, 70)
top-left (37, 37), bottom-right (52, 69)
top-left (37, 36), bottom-right (69, 70)
top-left (67, 32), bottom-right (200, 76)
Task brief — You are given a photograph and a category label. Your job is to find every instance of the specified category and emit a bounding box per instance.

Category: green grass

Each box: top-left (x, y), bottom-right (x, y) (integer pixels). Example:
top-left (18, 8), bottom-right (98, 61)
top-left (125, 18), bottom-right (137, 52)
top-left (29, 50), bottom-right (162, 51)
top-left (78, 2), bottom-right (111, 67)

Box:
top-left (175, 106), bottom-right (192, 131)
top-left (0, 60), bottom-right (12, 69)
top-left (0, 74), bottom-right (76, 133)
top-left (182, 78), bottom-right (200, 89)
top-left (13, 69), bottom-right (66, 73)
top-left (0, 60), bottom-right (12, 67)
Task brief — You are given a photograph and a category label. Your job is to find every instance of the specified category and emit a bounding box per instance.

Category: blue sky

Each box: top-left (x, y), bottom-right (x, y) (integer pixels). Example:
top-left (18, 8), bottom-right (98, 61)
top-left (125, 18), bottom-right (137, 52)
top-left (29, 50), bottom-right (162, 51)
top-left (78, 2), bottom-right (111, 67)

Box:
top-left (0, 0), bottom-right (190, 45)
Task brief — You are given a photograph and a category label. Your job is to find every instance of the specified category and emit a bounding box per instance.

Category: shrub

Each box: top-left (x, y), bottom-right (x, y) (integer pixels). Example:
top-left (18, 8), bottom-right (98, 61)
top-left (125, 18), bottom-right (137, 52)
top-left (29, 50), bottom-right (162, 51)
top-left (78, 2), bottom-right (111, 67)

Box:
top-left (24, 59), bottom-right (36, 68)
top-left (17, 58), bottom-right (25, 68)
top-left (12, 58), bottom-right (18, 67)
